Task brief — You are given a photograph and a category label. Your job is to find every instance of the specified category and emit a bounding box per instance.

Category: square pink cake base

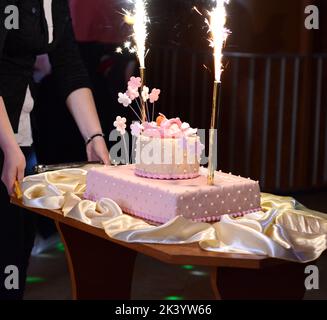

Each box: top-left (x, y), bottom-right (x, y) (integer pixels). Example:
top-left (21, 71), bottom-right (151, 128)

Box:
top-left (84, 165), bottom-right (261, 224)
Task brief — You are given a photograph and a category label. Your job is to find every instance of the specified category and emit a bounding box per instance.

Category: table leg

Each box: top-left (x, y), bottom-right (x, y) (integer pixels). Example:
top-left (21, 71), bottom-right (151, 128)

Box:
top-left (211, 263), bottom-right (308, 300)
top-left (56, 222), bottom-right (137, 300)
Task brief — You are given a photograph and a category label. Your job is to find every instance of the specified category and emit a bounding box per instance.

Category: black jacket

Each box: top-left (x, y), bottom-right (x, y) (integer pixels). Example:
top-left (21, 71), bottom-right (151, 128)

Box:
top-left (0, 0), bottom-right (90, 132)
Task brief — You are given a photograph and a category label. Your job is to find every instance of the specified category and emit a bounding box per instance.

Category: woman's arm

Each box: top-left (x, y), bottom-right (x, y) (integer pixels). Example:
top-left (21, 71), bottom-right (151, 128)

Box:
top-left (0, 97), bottom-right (26, 195)
top-left (0, 3), bottom-right (26, 194)
top-left (66, 88), bottom-right (110, 164)
top-left (48, 2), bottom-right (110, 164)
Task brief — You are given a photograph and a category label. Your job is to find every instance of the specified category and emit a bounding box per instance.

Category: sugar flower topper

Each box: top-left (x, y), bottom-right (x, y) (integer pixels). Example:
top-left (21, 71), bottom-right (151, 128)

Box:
top-left (118, 76), bottom-right (161, 123)
top-left (128, 76), bottom-right (142, 90)
top-left (118, 92), bottom-right (132, 107)
top-left (127, 87), bottom-right (140, 100)
top-left (114, 116), bottom-right (127, 135)
top-left (149, 88), bottom-right (161, 103)
top-left (130, 121), bottom-right (144, 137)
top-left (141, 86), bottom-right (150, 101)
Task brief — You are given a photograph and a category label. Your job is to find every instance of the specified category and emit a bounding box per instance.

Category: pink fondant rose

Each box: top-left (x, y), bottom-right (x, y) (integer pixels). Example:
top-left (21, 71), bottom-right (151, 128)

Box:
top-left (161, 118), bottom-right (183, 138)
top-left (141, 117), bottom-right (198, 138)
top-left (142, 122), bottom-right (162, 138)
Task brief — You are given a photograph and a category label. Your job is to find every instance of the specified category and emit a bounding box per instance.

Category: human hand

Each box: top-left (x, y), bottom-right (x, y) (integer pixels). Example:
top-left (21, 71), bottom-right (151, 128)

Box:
top-left (1, 145), bottom-right (26, 195)
top-left (86, 136), bottom-right (110, 165)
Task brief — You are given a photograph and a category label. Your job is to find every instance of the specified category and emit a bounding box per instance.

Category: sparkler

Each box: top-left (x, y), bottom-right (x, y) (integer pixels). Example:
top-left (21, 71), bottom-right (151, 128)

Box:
top-left (123, 0), bottom-right (149, 122)
top-left (206, 0), bottom-right (230, 185)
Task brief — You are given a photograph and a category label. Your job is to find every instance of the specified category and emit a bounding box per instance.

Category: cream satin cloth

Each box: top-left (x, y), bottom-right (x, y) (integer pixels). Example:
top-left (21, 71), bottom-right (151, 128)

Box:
top-left (21, 169), bottom-right (327, 263)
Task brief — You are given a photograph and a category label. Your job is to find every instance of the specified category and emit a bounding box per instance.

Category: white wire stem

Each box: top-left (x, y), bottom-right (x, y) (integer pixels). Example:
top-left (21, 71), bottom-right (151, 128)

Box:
top-left (152, 103), bottom-right (155, 122)
top-left (134, 98), bottom-right (143, 118)
top-left (129, 105), bottom-right (142, 122)
top-left (145, 101), bottom-right (150, 122)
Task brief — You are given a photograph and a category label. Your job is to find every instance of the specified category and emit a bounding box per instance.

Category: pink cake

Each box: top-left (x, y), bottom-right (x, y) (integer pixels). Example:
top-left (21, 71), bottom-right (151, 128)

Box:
top-left (134, 117), bottom-right (203, 180)
top-left (84, 165), bottom-right (261, 224)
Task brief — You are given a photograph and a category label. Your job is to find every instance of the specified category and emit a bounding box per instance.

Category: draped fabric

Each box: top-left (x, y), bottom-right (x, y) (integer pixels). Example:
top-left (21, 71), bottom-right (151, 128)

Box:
top-left (21, 169), bottom-right (327, 263)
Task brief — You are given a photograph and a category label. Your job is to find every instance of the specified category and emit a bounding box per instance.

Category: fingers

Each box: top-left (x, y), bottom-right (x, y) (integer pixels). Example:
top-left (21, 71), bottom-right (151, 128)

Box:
top-left (17, 163), bottom-right (25, 183)
top-left (1, 168), bottom-right (17, 196)
top-left (86, 145), bottom-right (95, 162)
top-left (87, 149), bottom-right (110, 165)
top-left (86, 138), bottom-right (111, 165)
top-left (1, 153), bottom-right (26, 196)
top-left (102, 152), bottom-right (111, 166)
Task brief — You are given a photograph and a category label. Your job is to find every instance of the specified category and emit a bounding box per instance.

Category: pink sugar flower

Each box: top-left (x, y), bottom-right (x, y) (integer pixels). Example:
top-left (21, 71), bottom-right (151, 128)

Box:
top-left (128, 76), bottom-right (142, 90)
top-left (118, 92), bottom-right (132, 107)
top-left (114, 116), bottom-right (127, 135)
top-left (130, 121), bottom-right (144, 137)
top-left (142, 122), bottom-right (163, 138)
top-left (127, 86), bottom-right (139, 100)
top-left (149, 88), bottom-right (161, 103)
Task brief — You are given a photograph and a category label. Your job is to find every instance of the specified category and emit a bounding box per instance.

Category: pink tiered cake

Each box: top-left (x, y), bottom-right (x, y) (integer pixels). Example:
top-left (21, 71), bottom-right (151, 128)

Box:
top-left (85, 78), bottom-right (261, 224)
top-left (85, 165), bottom-right (261, 224)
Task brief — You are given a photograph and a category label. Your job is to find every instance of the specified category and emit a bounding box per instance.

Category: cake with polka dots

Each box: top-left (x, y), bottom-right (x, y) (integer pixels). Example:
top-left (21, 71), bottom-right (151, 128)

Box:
top-left (85, 78), bottom-right (261, 223)
top-left (85, 165), bottom-right (261, 224)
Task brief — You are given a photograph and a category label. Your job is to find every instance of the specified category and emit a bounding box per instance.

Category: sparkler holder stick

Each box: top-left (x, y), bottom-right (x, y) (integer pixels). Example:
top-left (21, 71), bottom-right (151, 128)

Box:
top-left (207, 80), bottom-right (220, 186)
top-left (140, 66), bottom-right (147, 122)
top-left (14, 180), bottom-right (23, 200)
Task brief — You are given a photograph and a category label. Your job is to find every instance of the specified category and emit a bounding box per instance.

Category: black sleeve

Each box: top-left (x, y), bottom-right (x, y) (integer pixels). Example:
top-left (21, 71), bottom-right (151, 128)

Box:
top-left (48, 3), bottom-right (91, 100)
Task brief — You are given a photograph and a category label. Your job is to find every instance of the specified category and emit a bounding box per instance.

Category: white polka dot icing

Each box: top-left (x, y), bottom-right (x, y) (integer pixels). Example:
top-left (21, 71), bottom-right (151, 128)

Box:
top-left (85, 165), bottom-right (261, 224)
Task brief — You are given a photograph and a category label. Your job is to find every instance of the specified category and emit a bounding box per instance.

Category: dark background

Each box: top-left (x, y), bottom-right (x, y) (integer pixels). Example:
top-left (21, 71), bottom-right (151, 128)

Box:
top-left (34, 0), bottom-right (327, 194)
top-left (146, 0), bottom-right (327, 193)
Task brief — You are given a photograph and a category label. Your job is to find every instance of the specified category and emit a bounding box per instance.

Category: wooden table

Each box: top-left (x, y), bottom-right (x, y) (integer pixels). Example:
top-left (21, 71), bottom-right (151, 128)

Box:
top-left (12, 197), bottom-right (312, 300)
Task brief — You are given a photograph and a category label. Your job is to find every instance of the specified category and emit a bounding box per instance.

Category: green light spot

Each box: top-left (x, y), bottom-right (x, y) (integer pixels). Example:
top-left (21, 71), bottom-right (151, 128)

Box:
top-left (56, 242), bottom-right (65, 252)
top-left (181, 265), bottom-right (194, 270)
top-left (164, 296), bottom-right (184, 301)
top-left (26, 277), bottom-right (46, 284)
